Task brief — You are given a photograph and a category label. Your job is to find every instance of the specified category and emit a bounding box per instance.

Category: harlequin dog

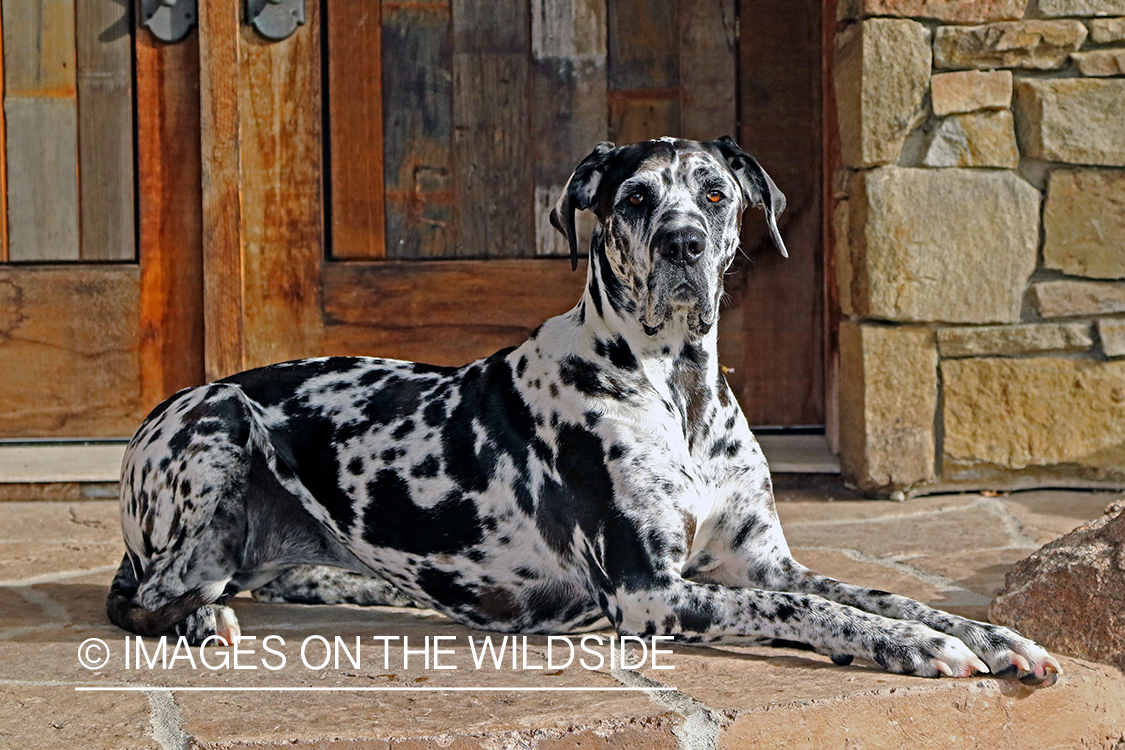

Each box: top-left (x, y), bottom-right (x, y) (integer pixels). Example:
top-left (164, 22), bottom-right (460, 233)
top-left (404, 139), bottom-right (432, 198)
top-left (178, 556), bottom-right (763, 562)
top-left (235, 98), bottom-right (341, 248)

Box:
top-left (108, 137), bottom-right (1059, 685)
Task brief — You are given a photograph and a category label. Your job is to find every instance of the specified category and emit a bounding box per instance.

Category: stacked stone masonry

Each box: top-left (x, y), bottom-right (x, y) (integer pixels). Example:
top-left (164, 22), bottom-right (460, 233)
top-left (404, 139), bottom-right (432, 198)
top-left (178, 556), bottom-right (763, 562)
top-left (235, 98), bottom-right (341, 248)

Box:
top-left (834, 0), bottom-right (1125, 494)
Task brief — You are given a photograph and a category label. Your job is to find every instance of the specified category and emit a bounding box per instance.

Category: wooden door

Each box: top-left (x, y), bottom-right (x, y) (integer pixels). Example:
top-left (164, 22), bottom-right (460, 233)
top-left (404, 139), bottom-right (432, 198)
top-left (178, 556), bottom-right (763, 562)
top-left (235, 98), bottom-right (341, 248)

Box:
top-left (201, 0), bottom-right (826, 429)
top-left (0, 2), bottom-right (203, 437)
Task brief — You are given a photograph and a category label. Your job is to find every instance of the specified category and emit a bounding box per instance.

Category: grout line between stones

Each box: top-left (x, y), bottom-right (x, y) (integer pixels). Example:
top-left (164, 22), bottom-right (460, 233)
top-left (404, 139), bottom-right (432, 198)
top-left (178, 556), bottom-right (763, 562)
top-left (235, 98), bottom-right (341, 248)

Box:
top-left (835, 548), bottom-right (992, 607)
top-left (0, 563), bottom-right (120, 587)
top-left (611, 653), bottom-right (721, 750)
top-left (974, 497), bottom-right (1041, 549)
top-left (146, 689), bottom-right (194, 750)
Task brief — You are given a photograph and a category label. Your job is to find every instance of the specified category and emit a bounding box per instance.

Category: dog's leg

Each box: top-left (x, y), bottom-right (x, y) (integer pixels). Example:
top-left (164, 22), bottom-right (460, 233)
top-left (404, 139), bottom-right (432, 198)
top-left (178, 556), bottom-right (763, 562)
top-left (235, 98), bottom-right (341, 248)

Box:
top-left (690, 468), bottom-right (1060, 686)
top-left (252, 566), bottom-right (418, 607)
top-left (742, 557), bottom-right (1059, 686)
top-left (600, 572), bottom-right (988, 678)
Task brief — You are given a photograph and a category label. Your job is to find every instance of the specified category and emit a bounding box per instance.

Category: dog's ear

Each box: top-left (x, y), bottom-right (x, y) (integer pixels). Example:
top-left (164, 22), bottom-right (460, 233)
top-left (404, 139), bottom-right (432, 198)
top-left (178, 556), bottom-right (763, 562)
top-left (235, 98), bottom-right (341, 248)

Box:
top-left (712, 135), bottom-right (788, 259)
top-left (551, 142), bottom-right (616, 271)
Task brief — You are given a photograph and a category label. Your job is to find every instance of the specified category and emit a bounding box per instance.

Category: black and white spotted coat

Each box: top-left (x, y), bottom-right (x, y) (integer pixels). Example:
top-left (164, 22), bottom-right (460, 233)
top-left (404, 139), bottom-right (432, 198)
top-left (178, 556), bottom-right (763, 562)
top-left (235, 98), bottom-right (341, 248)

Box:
top-left (108, 137), bottom-right (1059, 686)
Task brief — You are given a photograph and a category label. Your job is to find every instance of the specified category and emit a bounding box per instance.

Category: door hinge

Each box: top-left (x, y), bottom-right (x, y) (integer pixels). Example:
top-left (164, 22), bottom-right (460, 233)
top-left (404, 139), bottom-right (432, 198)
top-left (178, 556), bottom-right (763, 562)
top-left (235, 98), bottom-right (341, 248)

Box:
top-left (247, 0), bottom-right (306, 41)
top-left (141, 0), bottom-right (197, 43)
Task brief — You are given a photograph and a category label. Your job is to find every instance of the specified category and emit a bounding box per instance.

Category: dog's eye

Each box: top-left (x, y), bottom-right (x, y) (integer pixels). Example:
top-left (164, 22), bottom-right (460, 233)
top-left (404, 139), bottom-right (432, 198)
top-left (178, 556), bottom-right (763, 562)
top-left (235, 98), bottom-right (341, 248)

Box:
top-left (706, 190), bottom-right (724, 204)
top-left (627, 192), bottom-right (645, 207)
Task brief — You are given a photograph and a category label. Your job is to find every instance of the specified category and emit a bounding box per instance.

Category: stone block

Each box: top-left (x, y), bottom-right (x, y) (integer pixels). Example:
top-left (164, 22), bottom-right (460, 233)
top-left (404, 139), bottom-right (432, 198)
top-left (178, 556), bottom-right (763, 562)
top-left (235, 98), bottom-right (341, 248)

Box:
top-left (936, 323), bottom-right (1093, 357)
top-left (942, 357), bottom-right (1125, 474)
top-left (845, 167), bottom-right (1039, 323)
top-left (1072, 48), bottom-right (1125, 76)
top-left (991, 500), bottom-right (1125, 670)
top-left (839, 0), bottom-right (1028, 21)
top-left (1040, 0), bottom-right (1125, 15)
top-left (931, 70), bottom-right (1013, 116)
top-left (1099, 318), bottom-right (1125, 357)
top-left (1043, 169), bottom-right (1125, 279)
top-left (835, 19), bottom-right (931, 168)
top-left (1015, 79), bottom-right (1125, 166)
top-left (1088, 16), bottom-right (1125, 41)
top-left (933, 21), bottom-right (1088, 70)
top-left (1033, 279), bottom-right (1125, 317)
top-left (922, 110), bottom-right (1019, 168)
top-left (839, 321), bottom-right (937, 492)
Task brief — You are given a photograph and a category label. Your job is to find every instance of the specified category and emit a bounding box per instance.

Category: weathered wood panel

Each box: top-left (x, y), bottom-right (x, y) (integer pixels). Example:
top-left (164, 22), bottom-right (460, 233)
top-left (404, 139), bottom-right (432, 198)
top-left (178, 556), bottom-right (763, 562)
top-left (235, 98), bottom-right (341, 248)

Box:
top-left (76, 0), bottom-right (135, 261)
top-left (3, 98), bottom-right (79, 261)
top-left (607, 0), bottom-right (678, 91)
top-left (382, 1), bottom-right (453, 259)
top-left (0, 267), bottom-right (144, 437)
top-left (679, 0), bottom-right (737, 141)
top-left (531, 0), bottom-right (607, 257)
top-left (327, 1), bottom-right (385, 259)
top-left (238, 10), bottom-right (325, 369)
top-left (451, 0), bottom-right (533, 257)
top-left (198, 0), bottom-right (244, 380)
top-left (3, 0), bottom-right (79, 262)
top-left (322, 260), bottom-right (584, 366)
top-left (606, 0), bottom-right (679, 144)
top-left (736, 0), bottom-right (825, 426)
top-left (135, 17), bottom-right (205, 410)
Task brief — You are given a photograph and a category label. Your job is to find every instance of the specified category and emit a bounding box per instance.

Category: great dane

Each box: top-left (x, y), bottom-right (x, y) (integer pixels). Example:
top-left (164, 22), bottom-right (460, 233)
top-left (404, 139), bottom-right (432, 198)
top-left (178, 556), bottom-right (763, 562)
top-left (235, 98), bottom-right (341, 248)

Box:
top-left (108, 136), bottom-right (1059, 685)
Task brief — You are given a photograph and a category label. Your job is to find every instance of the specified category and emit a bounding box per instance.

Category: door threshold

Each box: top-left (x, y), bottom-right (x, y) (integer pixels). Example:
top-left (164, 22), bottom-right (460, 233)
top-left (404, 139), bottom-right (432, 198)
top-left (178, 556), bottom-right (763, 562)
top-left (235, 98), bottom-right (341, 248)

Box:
top-left (756, 433), bottom-right (840, 474)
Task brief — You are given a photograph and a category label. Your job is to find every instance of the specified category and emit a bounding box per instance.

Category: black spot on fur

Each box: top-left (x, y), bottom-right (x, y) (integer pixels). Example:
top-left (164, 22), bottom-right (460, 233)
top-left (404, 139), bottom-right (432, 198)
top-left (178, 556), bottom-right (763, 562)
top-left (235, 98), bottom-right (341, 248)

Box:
top-left (392, 420), bottom-right (415, 440)
top-left (410, 455), bottom-right (440, 478)
top-left (362, 470), bottom-right (483, 555)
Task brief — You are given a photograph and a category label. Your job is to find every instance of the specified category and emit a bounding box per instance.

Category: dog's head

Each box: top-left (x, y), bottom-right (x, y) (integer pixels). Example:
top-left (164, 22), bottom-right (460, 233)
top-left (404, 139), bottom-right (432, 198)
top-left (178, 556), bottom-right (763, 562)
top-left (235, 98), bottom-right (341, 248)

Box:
top-left (551, 136), bottom-right (786, 339)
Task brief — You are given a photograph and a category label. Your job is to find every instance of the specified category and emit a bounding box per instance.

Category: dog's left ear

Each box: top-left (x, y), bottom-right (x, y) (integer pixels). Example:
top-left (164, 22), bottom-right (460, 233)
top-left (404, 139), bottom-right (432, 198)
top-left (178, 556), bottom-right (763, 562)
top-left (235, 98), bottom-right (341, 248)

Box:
top-left (712, 136), bottom-right (788, 258)
top-left (551, 142), bottom-right (616, 271)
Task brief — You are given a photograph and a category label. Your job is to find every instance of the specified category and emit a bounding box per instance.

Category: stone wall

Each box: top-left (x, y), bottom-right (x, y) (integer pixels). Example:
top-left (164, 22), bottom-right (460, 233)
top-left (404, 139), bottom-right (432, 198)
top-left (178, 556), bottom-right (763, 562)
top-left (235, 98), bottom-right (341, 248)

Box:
top-left (833, 0), bottom-right (1125, 495)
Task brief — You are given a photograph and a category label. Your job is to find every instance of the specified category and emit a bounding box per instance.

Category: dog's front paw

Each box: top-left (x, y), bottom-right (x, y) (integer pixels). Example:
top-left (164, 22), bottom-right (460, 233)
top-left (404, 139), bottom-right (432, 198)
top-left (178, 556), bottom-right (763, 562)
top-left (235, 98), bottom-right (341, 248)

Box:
top-left (869, 626), bottom-right (989, 679)
top-left (958, 623), bottom-right (1060, 687)
top-left (174, 604), bottom-right (241, 647)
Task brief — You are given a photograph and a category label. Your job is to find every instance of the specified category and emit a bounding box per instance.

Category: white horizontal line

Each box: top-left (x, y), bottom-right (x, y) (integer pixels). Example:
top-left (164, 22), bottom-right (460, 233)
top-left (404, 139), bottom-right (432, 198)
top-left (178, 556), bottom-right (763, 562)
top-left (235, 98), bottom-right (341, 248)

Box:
top-left (77, 686), bottom-right (675, 692)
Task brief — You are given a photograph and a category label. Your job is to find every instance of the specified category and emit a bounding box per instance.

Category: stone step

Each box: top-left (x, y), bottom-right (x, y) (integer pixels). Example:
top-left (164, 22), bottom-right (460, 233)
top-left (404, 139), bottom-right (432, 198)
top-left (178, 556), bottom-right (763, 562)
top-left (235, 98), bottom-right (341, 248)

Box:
top-left (0, 435), bottom-right (841, 484)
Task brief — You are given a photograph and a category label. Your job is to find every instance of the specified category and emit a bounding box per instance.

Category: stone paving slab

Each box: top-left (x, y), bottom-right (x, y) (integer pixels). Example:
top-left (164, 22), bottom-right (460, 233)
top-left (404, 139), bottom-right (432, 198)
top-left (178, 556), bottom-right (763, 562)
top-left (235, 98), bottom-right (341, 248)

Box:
top-left (0, 493), bottom-right (1122, 748)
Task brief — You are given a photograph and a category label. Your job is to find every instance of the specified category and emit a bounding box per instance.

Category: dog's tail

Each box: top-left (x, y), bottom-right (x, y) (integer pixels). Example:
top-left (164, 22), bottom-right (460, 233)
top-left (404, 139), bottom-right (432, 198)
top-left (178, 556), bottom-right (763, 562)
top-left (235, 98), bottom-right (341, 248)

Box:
top-left (106, 554), bottom-right (207, 637)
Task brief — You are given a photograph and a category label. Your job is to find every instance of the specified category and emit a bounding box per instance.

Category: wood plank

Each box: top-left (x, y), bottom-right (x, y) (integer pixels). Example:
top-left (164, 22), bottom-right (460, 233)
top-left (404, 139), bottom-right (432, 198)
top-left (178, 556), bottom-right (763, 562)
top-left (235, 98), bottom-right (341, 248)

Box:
top-left (3, 0), bottom-right (79, 261)
top-left (736, 0), bottom-right (824, 427)
top-left (135, 14), bottom-right (205, 410)
top-left (452, 54), bottom-right (532, 257)
top-left (76, 0), bottom-right (135, 261)
top-left (382, 1), bottom-right (453, 259)
top-left (606, 0), bottom-right (678, 91)
top-left (450, 0), bottom-right (532, 257)
top-left (2, 0), bottom-right (75, 97)
top-left (198, 0), bottom-right (244, 380)
top-left (0, 266), bottom-right (144, 437)
top-left (238, 5), bottom-right (325, 368)
top-left (4, 97), bottom-right (80, 261)
top-left (327, 0), bottom-right (385, 259)
top-left (531, 0), bottom-right (607, 257)
top-left (322, 259), bottom-right (585, 366)
top-left (679, 0), bottom-right (737, 140)
top-left (608, 94), bottom-right (679, 144)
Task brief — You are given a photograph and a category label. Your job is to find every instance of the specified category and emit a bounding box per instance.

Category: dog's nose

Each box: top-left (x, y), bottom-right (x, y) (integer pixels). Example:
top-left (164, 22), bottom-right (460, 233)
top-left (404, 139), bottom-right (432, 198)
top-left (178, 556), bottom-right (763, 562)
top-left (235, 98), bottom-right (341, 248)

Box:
top-left (655, 227), bottom-right (706, 266)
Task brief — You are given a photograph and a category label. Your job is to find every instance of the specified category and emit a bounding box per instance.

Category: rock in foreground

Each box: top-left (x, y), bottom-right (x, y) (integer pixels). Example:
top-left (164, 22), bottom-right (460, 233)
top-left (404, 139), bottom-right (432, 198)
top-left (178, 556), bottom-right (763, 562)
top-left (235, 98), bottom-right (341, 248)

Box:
top-left (991, 499), bottom-right (1125, 670)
